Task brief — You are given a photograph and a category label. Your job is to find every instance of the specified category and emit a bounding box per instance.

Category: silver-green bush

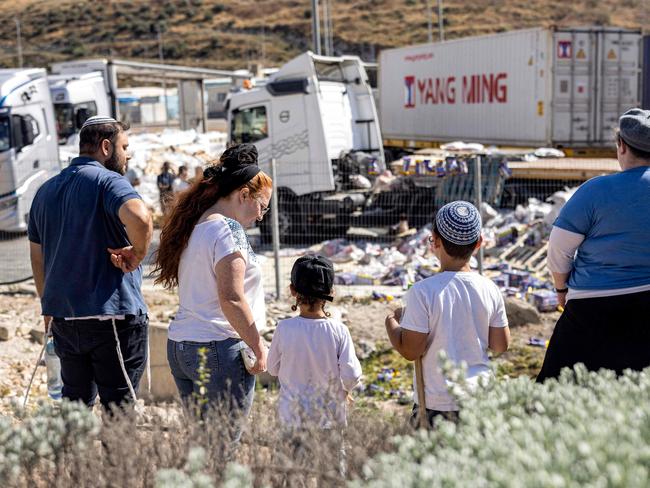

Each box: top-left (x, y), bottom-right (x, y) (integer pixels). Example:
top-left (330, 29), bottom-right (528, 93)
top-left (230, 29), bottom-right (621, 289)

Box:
top-left (0, 400), bottom-right (99, 485)
top-left (155, 447), bottom-right (216, 488)
top-left (4, 365), bottom-right (649, 487)
top-left (356, 365), bottom-right (650, 488)
top-left (0, 392), bottom-right (406, 487)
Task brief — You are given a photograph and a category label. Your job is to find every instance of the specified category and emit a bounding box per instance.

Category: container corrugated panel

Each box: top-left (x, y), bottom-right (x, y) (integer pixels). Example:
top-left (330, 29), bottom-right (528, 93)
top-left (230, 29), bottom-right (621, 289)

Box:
top-left (379, 28), bottom-right (553, 146)
top-left (380, 27), bottom-right (641, 148)
top-left (643, 36), bottom-right (650, 110)
top-left (597, 29), bottom-right (640, 142)
top-left (551, 28), bottom-right (640, 146)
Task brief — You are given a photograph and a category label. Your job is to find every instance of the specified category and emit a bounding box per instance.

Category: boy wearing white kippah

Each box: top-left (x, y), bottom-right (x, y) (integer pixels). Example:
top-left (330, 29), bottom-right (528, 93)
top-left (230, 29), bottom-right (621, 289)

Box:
top-left (385, 201), bottom-right (511, 428)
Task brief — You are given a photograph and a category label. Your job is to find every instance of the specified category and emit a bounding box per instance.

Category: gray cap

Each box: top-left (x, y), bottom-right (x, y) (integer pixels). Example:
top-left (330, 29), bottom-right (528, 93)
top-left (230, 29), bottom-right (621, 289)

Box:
top-left (619, 108), bottom-right (650, 152)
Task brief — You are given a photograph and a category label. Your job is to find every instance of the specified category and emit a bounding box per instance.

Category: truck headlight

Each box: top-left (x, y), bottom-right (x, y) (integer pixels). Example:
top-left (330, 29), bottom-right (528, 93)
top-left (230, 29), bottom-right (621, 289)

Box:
top-left (0, 196), bottom-right (18, 212)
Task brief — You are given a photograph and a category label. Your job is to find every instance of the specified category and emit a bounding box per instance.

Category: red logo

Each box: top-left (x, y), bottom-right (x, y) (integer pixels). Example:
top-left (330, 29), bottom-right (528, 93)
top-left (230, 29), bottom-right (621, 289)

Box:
top-left (404, 76), bottom-right (416, 108)
top-left (558, 41), bottom-right (572, 59)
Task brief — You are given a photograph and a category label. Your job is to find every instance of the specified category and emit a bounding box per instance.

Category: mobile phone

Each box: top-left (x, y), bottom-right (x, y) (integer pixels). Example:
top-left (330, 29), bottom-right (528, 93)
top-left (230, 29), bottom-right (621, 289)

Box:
top-left (240, 345), bottom-right (257, 372)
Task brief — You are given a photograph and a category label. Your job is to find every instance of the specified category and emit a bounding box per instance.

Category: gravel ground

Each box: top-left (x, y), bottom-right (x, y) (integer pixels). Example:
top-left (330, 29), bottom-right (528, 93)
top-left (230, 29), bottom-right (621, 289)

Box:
top-left (0, 277), bottom-right (556, 417)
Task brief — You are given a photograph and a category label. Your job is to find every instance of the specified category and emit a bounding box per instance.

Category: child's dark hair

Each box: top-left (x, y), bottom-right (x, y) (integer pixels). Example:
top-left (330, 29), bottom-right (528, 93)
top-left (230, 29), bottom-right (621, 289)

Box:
top-left (291, 293), bottom-right (331, 317)
top-left (431, 220), bottom-right (478, 261)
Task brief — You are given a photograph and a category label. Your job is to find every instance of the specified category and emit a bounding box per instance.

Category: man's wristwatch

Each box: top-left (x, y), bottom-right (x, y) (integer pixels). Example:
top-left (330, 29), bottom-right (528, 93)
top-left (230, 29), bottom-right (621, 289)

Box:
top-left (554, 287), bottom-right (569, 293)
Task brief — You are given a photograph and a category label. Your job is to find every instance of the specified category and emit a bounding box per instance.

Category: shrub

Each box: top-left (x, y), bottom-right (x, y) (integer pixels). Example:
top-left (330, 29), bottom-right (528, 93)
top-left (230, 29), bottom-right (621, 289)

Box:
top-left (163, 40), bottom-right (189, 59)
top-left (5, 361), bottom-right (647, 486)
top-left (356, 364), bottom-right (650, 487)
top-left (163, 2), bottom-right (176, 17)
top-left (0, 392), bottom-right (407, 487)
top-left (155, 447), bottom-right (216, 488)
top-left (0, 400), bottom-right (99, 485)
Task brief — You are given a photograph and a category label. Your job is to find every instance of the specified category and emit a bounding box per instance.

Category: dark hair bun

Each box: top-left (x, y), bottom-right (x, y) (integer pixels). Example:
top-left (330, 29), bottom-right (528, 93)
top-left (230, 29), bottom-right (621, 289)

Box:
top-left (203, 165), bottom-right (225, 179)
top-left (220, 143), bottom-right (258, 169)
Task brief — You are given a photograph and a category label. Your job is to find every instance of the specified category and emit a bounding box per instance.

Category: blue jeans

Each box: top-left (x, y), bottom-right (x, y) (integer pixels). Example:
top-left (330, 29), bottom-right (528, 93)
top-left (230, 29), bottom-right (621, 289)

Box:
top-left (167, 338), bottom-right (255, 417)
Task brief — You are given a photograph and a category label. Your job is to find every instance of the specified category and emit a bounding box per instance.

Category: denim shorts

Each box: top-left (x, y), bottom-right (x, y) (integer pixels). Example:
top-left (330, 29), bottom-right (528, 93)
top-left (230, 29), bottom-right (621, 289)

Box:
top-left (167, 337), bottom-right (255, 416)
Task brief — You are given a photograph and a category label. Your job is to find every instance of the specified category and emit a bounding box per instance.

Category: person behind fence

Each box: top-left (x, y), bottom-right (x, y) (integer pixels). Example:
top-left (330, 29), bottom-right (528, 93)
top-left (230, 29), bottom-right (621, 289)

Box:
top-left (267, 255), bottom-right (362, 427)
top-left (190, 165), bottom-right (204, 185)
top-left (385, 201), bottom-right (510, 428)
top-left (157, 161), bottom-right (175, 215)
top-left (154, 143), bottom-right (271, 421)
top-left (125, 162), bottom-right (142, 188)
top-left (172, 165), bottom-right (190, 194)
top-left (537, 108), bottom-right (650, 382)
top-left (28, 115), bottom-right (153, 411)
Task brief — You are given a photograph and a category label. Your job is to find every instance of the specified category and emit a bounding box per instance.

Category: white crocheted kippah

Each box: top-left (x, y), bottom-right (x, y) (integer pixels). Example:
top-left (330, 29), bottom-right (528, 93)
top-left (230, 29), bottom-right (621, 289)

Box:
top-left (80, 115), bottom-right (118, 130)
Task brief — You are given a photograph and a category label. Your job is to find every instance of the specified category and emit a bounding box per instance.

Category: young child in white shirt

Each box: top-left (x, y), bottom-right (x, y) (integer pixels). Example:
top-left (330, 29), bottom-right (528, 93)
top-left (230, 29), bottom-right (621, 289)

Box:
top-left (267, 254), bottom-right (362, 428)
top-left (385, 201), bottom-right (511, 428)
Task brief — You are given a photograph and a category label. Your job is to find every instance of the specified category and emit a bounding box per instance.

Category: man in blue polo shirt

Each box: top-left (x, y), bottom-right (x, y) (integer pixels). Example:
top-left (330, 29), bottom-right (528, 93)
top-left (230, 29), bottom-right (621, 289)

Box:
top-left (28, 116), bottom-right (153, 410)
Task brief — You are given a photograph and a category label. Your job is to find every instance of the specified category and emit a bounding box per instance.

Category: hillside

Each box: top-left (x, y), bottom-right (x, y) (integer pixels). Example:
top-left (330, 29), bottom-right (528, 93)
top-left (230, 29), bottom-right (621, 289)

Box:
top-left (0, 0), bottom-right (647, 72)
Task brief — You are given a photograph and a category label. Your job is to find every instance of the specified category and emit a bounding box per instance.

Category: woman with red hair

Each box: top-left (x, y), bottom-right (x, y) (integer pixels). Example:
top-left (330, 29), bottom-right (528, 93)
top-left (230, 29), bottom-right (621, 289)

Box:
top-left (154, 143), bottom-right (272, 423)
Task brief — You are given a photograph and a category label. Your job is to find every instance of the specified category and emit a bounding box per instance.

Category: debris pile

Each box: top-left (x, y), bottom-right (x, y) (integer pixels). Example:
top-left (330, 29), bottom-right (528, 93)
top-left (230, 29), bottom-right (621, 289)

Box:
top-left (317, 226), bottom-right (440, 289)
top-left (356, 366), bottom-right (412, 405)
top-left (309, 187), bottom-right (578, 314)
top-left (61, 129), bottom-right (228, 212)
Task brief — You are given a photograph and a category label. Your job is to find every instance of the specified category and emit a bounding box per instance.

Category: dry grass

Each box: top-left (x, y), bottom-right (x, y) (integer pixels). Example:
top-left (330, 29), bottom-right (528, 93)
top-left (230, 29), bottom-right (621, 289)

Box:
top-left (0, 0), bottom-right (648, 70)
top-left (7, 391), bottom-right (411, 487)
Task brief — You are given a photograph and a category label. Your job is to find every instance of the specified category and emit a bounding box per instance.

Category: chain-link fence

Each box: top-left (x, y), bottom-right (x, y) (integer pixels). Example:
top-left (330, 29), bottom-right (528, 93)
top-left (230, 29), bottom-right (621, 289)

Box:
top-left (0, 151), bottom-right (620, 299)
top-left (255, 152), bottom-right (620, 308)
top-left (0, 229), bottom-right (32, 285)
top-left (0, 171), bottom-right (45, 285)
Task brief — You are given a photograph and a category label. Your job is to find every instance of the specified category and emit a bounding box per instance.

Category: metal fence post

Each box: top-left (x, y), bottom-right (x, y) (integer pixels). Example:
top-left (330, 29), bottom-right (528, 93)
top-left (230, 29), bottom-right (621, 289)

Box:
top-left (474, 155), bottom-right (484, 275)
top-left (270, 158), bottom-right (282, 299)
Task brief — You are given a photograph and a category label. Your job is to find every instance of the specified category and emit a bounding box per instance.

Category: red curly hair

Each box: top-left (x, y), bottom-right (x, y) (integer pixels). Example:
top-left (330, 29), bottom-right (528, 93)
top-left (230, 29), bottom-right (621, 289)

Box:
top-left (153, 157), bottom-right (272, 289)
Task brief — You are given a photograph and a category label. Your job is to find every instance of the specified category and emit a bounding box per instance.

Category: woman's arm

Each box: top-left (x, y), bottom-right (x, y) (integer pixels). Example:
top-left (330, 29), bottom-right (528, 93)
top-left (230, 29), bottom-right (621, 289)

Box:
top-left (216, 252), bottom-right (267, 374)
top-left (547, 226), bottom-right (585, 307)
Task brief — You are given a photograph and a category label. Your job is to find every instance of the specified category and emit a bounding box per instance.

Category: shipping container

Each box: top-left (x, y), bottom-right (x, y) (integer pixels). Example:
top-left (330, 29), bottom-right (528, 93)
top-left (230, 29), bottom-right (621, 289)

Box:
top-left (379, 27), bottom-right (641, 152)
top-left (642, 35), bottom-right (650, 110)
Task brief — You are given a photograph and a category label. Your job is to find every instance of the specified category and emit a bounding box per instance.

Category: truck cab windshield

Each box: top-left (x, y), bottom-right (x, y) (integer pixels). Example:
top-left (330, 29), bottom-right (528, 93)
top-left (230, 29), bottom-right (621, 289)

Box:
top-left (0, 117), bottom-right (9, 152)
top-left (314, 61), bottom-right (345, 83)
top-left (231, 106), bottom-right (268, 144)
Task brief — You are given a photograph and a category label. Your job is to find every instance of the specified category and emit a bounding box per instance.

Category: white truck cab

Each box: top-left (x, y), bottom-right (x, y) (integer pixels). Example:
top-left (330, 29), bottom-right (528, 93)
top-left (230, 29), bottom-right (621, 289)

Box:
top-left (227, 51), bottom-right (384, 241)
top-left (48, 72), bottom-right (110, 146)
top-left (0, 69), bottom-right (59, 233)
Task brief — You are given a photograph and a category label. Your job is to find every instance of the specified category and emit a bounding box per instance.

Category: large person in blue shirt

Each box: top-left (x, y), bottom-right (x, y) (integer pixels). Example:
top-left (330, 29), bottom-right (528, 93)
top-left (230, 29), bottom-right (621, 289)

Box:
top-left (28, 116), bottom-right (153, 410)
top-left (538, 108), bottom-right (650, 381)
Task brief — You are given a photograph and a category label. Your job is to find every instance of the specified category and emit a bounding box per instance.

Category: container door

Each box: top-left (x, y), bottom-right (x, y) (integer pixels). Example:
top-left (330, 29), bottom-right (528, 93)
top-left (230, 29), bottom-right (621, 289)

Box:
top-left (642, 36), bottom-right (650, 110)
top-left (596, 30), bottom-right (640, 143)
top-left (552, 30), bottom-right (597, 144)
top-left (178, 80), bottom-right (205, 132)
top-left (319, 81), bottom-right (354, 159)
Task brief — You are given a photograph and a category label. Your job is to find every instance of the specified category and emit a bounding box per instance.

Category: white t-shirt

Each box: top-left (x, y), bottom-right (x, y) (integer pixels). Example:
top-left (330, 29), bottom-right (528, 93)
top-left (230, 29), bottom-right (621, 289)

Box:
top-left (125, 168), bottom-right (141, 187)
top-left (168, 217), bottom-right (266, 342)
top-left (267, 316), bottom-right (362, 428)
top-left (172, 178), bottom-right (190, 193)
top-left (401, 271), bottom-right (508, 411)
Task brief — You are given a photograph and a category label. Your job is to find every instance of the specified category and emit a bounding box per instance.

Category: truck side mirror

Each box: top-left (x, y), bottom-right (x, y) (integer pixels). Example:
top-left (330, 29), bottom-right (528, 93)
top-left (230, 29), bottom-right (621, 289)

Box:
top-left (76, 108), bottom-right (91, 129)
